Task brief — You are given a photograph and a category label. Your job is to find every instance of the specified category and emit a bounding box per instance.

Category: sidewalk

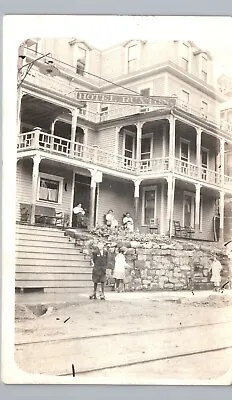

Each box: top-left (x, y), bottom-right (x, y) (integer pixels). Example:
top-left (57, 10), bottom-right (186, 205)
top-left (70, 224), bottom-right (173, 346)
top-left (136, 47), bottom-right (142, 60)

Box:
top-left (15, 288), bottom-right (232, 305)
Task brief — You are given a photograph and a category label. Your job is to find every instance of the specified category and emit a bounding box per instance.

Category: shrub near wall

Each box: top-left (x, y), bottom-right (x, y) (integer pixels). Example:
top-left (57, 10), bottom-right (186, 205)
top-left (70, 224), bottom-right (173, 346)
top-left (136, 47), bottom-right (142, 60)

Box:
top-left (77, 227), bottom-right (230, 291)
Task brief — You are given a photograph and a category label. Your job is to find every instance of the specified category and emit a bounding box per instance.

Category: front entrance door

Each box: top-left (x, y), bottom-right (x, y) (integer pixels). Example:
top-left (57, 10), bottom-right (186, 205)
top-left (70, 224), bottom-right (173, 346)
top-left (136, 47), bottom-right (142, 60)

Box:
top-left (183, 193), bottom-right (195, 227)
top-left (73, 174), bottom-right (91, 228)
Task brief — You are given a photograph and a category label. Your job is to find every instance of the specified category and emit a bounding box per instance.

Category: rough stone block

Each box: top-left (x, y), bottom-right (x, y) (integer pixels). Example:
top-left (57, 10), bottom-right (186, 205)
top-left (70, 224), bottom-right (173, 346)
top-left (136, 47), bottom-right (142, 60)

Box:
top-left (164, 283), bottom-right (174, 289)
top-left (130, 241), bottom-right (143, 248)
top-left (160, 249), bottom-right (171, 256)
top-left (148, 270), bottom-right (157, 277)
top-left (150, 282), bottom-right (159, 289)
top-left (138, 254), bottom-right (147, 261)
top-left (180, 265), bottom-right (190, 270)
top-left (135, 260), bottom-right (145, 268)
top-left (152, 243), bottom-right (160, 250)
top-left (144, 242), bottom-right (153, 249)
top-left (142, 279), bottom-right (151, 285)
top-left (126, 248), bottom-right (136, 255)
top-left (169, 277), bottom-right (180, 284)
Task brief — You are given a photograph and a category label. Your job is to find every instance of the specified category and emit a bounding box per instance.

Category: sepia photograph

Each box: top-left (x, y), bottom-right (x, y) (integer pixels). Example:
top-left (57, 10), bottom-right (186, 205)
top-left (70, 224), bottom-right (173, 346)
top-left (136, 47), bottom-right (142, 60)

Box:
top-left (2, 15), bottom-right (232, 384)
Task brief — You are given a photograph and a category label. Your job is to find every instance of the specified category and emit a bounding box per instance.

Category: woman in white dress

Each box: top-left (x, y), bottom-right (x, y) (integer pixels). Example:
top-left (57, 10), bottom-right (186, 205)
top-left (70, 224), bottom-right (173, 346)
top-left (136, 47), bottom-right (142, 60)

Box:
top-left (113, 248), bottom-right (128, 292)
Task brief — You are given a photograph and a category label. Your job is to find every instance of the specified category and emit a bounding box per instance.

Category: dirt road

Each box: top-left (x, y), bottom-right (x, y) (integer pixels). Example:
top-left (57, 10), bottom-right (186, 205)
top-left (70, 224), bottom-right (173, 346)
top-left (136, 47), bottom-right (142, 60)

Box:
top-left (15, 292), bottom-right (232, 383)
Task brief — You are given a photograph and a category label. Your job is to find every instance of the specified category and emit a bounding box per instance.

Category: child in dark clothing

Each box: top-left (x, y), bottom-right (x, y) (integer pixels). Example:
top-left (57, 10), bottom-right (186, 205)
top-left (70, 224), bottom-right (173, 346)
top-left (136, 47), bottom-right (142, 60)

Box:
top-left (89, 242), bottom-right (108, 300)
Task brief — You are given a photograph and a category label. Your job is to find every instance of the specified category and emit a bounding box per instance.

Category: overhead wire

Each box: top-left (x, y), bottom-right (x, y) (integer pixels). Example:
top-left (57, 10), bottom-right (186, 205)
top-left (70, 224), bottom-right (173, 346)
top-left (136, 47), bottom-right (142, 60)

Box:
top-left (20, 48), bottom-right (174, 104)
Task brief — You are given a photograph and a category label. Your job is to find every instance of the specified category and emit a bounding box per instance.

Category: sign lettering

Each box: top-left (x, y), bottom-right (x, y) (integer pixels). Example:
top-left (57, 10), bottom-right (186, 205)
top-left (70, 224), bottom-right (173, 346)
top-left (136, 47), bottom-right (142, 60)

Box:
top-left (76, 91), bottom-right (176, 107)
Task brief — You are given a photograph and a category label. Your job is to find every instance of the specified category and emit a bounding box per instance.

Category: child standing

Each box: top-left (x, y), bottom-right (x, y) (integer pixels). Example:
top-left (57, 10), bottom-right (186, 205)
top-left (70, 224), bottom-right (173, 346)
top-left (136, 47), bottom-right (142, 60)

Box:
top-left (89, 242), bottom-right (108, 300)
top-left (113, 247), bottom-right (128, 292)
top-left (209, 255), bottom-right (222, 292)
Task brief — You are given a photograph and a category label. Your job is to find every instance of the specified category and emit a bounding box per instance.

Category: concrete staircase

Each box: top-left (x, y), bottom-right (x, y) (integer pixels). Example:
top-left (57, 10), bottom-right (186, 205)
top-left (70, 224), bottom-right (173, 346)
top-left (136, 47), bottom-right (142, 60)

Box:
top-left (15, 224), bottom-right (93, 293)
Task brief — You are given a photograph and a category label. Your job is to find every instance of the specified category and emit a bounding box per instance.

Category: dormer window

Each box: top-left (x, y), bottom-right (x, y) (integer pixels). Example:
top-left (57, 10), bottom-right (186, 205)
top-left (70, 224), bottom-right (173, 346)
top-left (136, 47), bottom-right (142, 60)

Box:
top-left (76, 46), bottom-right (87, 75)
top-left (128, 44), bottom-right (138, 73)
top-left (201, 55), bottom-right (208, 83)
top-left (181, 43), bottom-right (189, 72)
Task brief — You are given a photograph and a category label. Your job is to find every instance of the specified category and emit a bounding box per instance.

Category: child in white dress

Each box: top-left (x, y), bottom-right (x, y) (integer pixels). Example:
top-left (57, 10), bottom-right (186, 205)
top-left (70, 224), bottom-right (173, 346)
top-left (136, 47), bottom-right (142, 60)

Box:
top-left (209, 255), bottom-right (222, 292)
top-left (113, 248), bottom-right (128, 292)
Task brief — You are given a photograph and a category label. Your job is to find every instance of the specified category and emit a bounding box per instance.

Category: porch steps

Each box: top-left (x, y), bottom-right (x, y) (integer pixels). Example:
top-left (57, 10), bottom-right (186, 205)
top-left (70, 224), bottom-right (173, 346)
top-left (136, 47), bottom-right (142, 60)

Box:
top-left (15, 224), bottom-right (93, 293)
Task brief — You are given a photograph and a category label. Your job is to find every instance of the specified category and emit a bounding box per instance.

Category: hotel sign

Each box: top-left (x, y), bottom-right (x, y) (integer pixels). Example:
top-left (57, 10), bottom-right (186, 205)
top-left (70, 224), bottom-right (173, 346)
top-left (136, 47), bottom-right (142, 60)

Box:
top-left (76, 91), bottom-right (176, 107)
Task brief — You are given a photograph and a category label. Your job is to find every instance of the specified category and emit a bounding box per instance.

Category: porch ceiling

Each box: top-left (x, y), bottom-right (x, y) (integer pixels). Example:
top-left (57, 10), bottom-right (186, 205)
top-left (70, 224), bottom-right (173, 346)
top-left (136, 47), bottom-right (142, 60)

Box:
top-left (21, 94), bottom-right (70, 131)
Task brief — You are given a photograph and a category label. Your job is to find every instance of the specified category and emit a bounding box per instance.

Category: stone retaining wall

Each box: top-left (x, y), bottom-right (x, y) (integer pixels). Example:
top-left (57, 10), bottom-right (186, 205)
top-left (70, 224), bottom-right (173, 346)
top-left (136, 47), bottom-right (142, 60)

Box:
top-left (67, 229), bottom-right (231, 291)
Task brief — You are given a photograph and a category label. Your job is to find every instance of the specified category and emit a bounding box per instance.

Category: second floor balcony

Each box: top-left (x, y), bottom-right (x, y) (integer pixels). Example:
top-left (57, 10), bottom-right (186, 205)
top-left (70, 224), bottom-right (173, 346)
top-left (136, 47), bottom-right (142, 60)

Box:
top-left (17, 129), bottom-right (232, 192)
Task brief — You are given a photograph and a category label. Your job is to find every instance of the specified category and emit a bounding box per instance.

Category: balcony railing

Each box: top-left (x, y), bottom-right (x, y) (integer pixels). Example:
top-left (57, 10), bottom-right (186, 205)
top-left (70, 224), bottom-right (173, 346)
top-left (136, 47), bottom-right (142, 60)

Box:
top-left (174, 158), bottom-right (198, 179)
top-left (139, 157), bottom-right (169, 173)
top-left (17, 130), bottom-right (136, 174)
top-left (17, 130), bottom-right (232, 191)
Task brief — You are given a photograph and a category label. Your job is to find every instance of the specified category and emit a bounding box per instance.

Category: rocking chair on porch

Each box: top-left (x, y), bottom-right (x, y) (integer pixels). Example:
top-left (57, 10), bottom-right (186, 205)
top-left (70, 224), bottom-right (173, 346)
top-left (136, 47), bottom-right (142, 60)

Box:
top-left (149, 218), bottom-right (159, 233)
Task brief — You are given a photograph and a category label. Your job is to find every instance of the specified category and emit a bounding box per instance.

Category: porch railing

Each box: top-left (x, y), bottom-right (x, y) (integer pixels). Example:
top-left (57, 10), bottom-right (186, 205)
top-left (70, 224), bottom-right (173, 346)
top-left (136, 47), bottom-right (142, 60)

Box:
top-left (17, 130), bottom-right (136, 174)
top-left (139, 157), bottom-right (169, 173)
top-left (174, 158), bottom-right (198, 179)
top-left (17, 130), bottom-right (232, 190)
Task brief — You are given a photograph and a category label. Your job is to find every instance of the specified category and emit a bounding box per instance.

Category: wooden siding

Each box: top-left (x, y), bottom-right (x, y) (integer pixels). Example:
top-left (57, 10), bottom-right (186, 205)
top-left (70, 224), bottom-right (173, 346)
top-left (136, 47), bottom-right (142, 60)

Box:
top-left (97, 126), bottom-right (116, 154)
top-left (167, 74), bottom-right (218, 118)
top-left (172, 187), bottom-right (215, 240)
top-left (16, 159), bottom-right (33, 221)
top-left (97, 177), bottom-right (134, 226)
top-left (16, 159), bottom-right (73, 222)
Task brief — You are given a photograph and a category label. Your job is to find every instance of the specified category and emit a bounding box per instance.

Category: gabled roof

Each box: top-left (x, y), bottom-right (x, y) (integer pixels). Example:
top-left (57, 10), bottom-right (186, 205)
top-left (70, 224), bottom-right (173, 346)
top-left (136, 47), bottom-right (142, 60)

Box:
top-left (174, 40), bottom-right (212, 59)
top-left (122, 39), bottom-right (147, 47)
top-left (218, 74), bottom-right (232, 84)
top-left (68, 38), bottom-right (93, 51)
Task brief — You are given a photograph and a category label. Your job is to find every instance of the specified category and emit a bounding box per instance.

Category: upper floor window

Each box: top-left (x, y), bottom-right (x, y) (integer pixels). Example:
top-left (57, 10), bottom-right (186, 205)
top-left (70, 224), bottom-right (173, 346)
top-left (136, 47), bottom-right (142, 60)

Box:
top-left (180, 139), bottom-right (190, 163)
top-left (181, 43), bottom-right (189, 72)
top-left (76, 46), bottom-right (87, 75)
top-left (128, 44), bottom-right (138, 73)
top-left (201, 55), bottom-right (208, 83)
top-left (181, 89), bottom-right (190, 111)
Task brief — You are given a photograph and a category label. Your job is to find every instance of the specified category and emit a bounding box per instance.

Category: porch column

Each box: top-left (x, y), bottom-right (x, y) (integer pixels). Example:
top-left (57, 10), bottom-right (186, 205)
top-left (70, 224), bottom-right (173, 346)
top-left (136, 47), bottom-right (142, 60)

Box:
top-left (160, 181), bottom-right (165, 235)
top-left (50, 119), bottom-right (56, 151)
top-left (195, 183), bottom-right (201, 235)
top-left (30, 154), bottom-right (41, 225)
top-left (51, 119), bottom-right (56, 135)
top-left (133, 179), bottom-right (141, 230)
top-left (89, 170), bottom-right (102, 229)
top-left (70, 109), bottom-right (78, 157)
top-left (69, 170), bottom-right (75, 227)
top-left (162, 125), bottom-right (167, 158)
top-left (32, 127), bottom-right (41, 149)
top-left (219, 191), bottom-right (225, 243)
top-left (17, 89), bottom-right (23, 135)
top-left (167, 175), bottom-right (175, 236)
top-left (136, 122), bottom-right (143, 172)
top-left (115, 126), bottom-right (120, 155)
top-left (168, 114), bottom-right (176, 172)
top-left (196, 128), bottom-right (202, 180)
top-left (83, 127), bottom-right (88, 146)
top-left (220, 138), bottom-right (225, 186)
